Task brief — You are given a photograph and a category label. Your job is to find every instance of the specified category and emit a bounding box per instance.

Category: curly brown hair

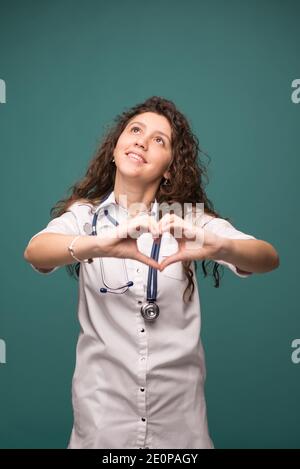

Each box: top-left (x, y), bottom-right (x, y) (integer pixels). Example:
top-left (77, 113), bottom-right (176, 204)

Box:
top-left (50, 96), bottom-right (230, 302)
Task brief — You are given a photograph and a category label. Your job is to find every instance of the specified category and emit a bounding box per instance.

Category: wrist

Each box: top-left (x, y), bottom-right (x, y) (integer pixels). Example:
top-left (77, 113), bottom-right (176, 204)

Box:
top-left (68, 236), bottom-right (94, 263)
top-left (93, 235), bottom-right (108, 258)
top-left (214, 237), bottom-right (234, 261)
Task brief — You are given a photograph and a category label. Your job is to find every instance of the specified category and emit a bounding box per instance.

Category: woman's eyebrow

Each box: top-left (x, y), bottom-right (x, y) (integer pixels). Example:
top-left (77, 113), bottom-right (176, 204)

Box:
top-left (129, 121), bottom-right (171, 142)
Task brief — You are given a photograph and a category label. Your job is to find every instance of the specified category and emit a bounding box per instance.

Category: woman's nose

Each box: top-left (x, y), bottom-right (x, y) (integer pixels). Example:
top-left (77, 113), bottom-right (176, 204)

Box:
top-left (135, 136), bottom-right (147, 148)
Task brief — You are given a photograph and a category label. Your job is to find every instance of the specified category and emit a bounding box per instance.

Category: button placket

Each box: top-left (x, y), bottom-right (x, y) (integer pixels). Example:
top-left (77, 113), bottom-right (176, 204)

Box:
top-left (136, 415), bottom-right (148, 448)
top-left (134, 248), bottom-right (150, 448)
top-left (136, 296), bottom-right (148, 449)
top-left (134, 262), bottom-right (147, 290)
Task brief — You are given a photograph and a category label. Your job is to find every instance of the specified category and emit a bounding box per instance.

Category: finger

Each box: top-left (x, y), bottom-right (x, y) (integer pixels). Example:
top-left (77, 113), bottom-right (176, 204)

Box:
top-left (160, 220), bottom-right (184, 239)
top-left (134, 215), bottom-right (160, 240)
top-left (158, 213), bottom-right (173, 232)
top-left (129, 215), bottom-right (159, 239)
top-left (116, 221), bottom-right (130, 239)
top-left (159, 253), bottom-right (183, 270)
top-left (126, 218), bottom-right (149, 239)
top-left (135, 251), bottom-right (162, 271)
top-left (149, 216), bottom-right (160, 239)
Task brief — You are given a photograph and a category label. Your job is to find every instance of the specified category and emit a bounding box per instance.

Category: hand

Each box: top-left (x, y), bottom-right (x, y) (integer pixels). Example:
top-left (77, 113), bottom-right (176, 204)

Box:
top-left (157, 213), bottom-right (223, 271)
top-left (96, 213), bottom-right (161, 270)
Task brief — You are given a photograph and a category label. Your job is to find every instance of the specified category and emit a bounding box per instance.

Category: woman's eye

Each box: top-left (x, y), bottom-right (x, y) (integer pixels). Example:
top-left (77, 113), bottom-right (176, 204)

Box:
top-left (155, 137), bottom-right (164, 144)
top-left (130, 126), bottom-right (164, 145)
top-left (131, 126), bottom-right (140, 133)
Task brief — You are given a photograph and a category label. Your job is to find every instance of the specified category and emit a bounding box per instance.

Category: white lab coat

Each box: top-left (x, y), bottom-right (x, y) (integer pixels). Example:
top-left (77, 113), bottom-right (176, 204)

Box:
top-left (28, 191), bottom-right (256, 449)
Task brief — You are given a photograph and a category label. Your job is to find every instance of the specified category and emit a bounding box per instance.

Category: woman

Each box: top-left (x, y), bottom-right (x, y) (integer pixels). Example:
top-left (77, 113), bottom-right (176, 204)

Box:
top-left (24, 96), bottom-right (279, 449)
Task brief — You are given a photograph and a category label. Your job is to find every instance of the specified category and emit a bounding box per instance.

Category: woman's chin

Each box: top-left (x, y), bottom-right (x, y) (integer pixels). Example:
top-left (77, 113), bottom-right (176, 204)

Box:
top-left (117, 164), bottom-right (146, 178)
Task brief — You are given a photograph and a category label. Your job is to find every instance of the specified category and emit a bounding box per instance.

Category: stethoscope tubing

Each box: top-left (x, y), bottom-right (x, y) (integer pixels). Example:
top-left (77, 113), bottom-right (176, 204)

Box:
top-left (91, 194), bottom-right (161, 300)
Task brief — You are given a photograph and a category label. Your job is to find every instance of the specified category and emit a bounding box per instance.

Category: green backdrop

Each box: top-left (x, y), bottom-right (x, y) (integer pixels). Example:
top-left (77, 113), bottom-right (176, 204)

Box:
top-left (0, 0), bottom-right (299, 449)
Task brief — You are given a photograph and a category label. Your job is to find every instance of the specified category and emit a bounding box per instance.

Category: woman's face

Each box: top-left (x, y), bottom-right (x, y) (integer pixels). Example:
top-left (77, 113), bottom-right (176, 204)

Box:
top-left (113, 112), bottom-right (173, 183)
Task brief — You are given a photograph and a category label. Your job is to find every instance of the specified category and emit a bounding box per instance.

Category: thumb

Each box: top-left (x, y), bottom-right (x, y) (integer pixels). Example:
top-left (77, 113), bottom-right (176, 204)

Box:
top-left (135, 251), bottom-right (161, 271)
top-left (159, 253), bottom-right (182, 271)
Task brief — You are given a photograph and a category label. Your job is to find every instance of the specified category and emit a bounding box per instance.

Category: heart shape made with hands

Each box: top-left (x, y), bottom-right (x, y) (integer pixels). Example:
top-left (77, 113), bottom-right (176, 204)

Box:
top-left (113, 212), bottom-right (220, 272)
top-left (150, 213), bottom-right (208, 271)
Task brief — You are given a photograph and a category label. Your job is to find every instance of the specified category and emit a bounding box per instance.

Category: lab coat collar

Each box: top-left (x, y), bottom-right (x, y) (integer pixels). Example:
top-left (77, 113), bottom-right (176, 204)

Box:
top-left (98, 190), bottom-right (158, 219)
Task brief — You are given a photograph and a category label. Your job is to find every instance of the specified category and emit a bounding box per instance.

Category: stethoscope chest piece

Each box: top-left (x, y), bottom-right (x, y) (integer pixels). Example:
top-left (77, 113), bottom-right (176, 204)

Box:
top-left (140, 301), bottom-right (160, 322)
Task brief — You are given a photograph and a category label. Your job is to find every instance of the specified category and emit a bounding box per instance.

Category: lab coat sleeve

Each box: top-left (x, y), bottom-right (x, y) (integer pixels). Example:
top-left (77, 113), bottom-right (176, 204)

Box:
top-left (27, 207), bottom-right (80, 275)
top-left (202, 217), bottom-right (257, 278)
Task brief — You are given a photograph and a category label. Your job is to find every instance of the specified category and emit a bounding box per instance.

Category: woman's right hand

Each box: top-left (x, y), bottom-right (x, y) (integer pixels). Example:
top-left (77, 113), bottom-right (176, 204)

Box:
top-left (96, 213), bottom-right (162, 270)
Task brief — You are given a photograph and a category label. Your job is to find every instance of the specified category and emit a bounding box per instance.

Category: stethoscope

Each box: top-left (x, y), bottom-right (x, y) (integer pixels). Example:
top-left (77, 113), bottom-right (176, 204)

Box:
top-left (91, 192), bottom-right (161, 322)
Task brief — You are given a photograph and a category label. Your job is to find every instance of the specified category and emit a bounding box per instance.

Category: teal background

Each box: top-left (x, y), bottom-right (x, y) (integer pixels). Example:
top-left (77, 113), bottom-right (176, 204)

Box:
top-left (0, 0), bottom-right (299, 449)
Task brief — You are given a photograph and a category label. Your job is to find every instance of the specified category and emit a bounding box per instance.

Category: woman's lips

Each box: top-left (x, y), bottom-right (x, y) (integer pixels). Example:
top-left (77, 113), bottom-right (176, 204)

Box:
top-left (126, 152), bottom-right (147, 164)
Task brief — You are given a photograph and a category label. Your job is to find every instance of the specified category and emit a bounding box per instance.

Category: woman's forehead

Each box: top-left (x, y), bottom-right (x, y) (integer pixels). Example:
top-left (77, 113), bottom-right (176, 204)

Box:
top-left (126, 112), bottom-right (172, 140)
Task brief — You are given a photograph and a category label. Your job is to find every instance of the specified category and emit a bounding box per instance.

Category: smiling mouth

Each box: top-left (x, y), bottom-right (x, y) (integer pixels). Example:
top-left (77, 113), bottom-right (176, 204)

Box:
top-left (126, 152), bottom-right (147, 164)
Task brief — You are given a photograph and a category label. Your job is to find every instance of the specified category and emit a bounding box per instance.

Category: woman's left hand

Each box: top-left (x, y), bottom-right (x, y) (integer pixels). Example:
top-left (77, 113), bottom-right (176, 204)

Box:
top-left (157, 213), bottom-right (224, 271)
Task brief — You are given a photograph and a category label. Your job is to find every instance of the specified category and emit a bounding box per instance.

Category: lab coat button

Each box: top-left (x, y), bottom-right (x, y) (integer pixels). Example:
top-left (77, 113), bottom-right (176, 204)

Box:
top-left (136, 268), bottom-right (140, 273)
top-left (138, 301), bottom-right (143, 304)
top-left (141, 417), bottom-right (146, 422)
top-left (140, 328), bottom-right (145, 333)
top-left (140, 388), bottom-right (145, 392)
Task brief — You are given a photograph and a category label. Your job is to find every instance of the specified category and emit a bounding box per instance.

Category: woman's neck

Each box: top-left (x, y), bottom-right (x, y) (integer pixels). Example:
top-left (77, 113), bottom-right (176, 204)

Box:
top-left (113, 176), bottom-right (158, 216)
